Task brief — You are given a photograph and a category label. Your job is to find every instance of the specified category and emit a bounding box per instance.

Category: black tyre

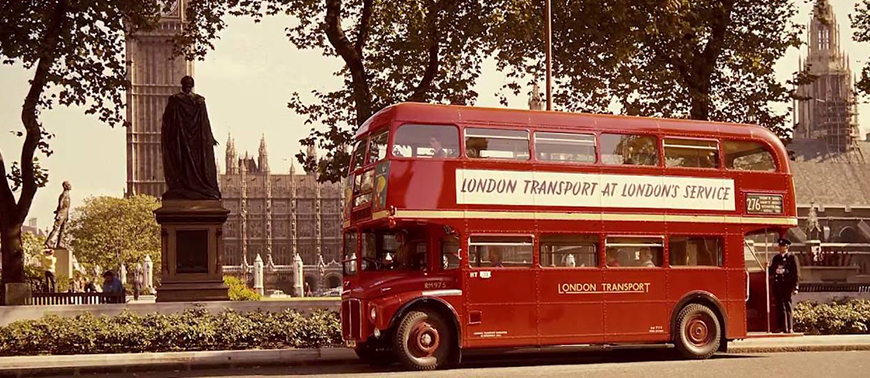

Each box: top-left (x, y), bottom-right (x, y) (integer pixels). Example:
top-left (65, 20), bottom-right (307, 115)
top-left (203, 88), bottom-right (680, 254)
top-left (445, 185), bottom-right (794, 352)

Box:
top-left (674, 303), bottom-right (721, 359)
top-left (354, 342), bottom-right (395, 366)
top-left (393, 310), bottom-right (453, 370)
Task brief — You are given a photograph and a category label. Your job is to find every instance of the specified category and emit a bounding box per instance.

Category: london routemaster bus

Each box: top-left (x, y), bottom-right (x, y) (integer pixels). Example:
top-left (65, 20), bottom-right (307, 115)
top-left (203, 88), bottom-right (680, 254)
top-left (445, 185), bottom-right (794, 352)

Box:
top-left (340, 103), bottom-right (797, 370)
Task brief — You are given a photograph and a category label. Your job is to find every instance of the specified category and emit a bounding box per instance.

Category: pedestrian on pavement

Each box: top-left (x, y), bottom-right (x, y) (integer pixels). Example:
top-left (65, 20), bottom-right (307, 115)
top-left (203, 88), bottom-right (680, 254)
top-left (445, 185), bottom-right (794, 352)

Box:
top-left (133, 261), bottom-right (143, 301)
top-left (41, 249), bottom-right (57, 293)
top-left (102, 270), bottom-right (125, 303)
top-left (769, 238), bottom-right (800, 333)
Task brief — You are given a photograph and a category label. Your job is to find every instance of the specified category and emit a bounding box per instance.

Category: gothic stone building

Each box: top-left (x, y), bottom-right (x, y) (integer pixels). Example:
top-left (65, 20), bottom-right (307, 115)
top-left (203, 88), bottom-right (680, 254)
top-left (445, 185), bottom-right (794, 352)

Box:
top-left (220, 135), bottom-right (344, 295)
top-left (786, 0), bottom-right (870, 286)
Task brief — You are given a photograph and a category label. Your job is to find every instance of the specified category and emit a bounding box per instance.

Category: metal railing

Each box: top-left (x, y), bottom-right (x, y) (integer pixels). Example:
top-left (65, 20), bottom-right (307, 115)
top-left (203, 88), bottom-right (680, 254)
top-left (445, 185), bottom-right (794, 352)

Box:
top-left (27, 292), bottom-right (126, 305)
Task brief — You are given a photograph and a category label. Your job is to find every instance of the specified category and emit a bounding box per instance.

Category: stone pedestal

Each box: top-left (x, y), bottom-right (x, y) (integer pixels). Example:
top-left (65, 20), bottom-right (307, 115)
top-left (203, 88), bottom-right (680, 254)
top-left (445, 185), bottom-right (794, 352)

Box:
top-left (154, 200), bottom-right (229, 302)
top-left (53, 247), bottom-right (74, 281)
top-left (3, 283), bottom-right (31, 305)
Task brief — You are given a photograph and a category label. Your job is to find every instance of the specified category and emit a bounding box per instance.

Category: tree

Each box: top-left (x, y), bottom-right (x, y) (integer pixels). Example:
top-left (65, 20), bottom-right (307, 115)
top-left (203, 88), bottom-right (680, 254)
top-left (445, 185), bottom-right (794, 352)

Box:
top-left (491, 0), bottom-right (803, 139)
top-left (0, 1), bottom-right (168, 302)
top-left (180, 0), bottom-right (496, 182)
top-left (852, 0), bottom-right (870, 95)
top-left (68, 195), bottom-right (161, 275)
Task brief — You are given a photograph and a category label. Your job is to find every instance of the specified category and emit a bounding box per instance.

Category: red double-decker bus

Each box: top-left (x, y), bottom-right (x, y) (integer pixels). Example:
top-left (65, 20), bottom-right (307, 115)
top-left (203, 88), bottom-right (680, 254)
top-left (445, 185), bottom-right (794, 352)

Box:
top-left (340, 103), bottom-right (796, 370)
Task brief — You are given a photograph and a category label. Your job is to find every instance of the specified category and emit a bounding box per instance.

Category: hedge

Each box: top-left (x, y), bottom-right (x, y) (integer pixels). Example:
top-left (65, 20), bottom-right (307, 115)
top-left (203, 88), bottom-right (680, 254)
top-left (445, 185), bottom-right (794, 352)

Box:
top-left (0, 307), bottom-right (341, 356)
top-left (794, 299), bottom-right (870, 335)
top-left (224, 276), bottom-right (261, 301)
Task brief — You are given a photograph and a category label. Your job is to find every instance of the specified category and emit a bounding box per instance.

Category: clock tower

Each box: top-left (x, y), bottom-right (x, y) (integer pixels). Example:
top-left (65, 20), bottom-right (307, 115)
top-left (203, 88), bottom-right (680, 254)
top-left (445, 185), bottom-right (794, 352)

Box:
top-left (125, 0), bottom-right (193, 198)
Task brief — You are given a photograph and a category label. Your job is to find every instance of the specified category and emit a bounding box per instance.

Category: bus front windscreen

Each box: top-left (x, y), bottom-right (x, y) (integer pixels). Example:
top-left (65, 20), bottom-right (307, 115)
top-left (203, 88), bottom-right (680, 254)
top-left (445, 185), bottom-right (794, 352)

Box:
top-left (361, 228), bottom-right (427, 272)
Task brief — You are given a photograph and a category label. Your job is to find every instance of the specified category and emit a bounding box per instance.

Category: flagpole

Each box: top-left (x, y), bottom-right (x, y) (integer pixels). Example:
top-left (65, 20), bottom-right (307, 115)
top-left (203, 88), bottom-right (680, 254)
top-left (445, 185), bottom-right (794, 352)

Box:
top-left (545, 0), bottom-right (553, 111)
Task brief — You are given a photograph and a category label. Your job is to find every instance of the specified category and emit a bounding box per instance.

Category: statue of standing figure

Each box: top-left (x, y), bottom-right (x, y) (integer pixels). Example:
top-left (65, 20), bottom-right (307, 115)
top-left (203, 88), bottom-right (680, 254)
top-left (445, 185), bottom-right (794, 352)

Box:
top-left (161, 76), bottom-right (221, 200)
top-left (45, 181), bottom-right (71, 249)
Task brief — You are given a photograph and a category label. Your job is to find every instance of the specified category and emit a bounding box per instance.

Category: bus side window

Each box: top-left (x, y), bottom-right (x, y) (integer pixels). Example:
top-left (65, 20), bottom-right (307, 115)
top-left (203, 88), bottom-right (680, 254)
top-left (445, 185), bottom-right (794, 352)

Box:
top-left (669, 236), bottom-right (723, 267)
top-left (723, 140), bottom-right (776, 172)
top-left (393, 124), bottom-right (460, 159)
top-left (664, 138), bottom-right (719, 169)
top-left (469, 235), bottom-right (533, 268)
top-left (540, 234), bottom-right (598, 267)
top-left (605, 237), bottom-right (664, 267)
top-left (600, 133), bottom-right (658, 166)
top-left (465, 128), bottom-right (530, 161)
top-left (441, 235), bottom-right (461, 270)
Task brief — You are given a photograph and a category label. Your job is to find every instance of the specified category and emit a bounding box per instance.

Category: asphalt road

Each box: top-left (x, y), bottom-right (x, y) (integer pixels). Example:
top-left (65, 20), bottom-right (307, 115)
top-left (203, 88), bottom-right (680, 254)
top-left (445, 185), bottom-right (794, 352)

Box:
top-left (72, 350), bottom-right (870, 378)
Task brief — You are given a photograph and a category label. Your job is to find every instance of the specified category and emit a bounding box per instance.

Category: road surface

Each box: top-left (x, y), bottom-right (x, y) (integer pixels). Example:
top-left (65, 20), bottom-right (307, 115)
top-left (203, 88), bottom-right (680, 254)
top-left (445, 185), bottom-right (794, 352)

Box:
top-left (69, 350), bottom-right (870, 378)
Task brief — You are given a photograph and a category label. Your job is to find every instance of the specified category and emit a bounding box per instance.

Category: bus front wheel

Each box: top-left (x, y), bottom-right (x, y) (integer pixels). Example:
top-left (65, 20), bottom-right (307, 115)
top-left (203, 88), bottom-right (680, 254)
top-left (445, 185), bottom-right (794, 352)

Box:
top-left (394, 310), bottom-right (453, 370)
top-left (674, 303), bottom-right (721, 359)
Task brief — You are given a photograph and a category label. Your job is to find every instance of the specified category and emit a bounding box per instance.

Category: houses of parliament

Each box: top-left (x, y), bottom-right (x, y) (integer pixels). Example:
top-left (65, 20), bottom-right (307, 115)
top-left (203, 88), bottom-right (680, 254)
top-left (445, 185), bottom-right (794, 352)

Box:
top-left (124, 0), bottom-right (343, 294)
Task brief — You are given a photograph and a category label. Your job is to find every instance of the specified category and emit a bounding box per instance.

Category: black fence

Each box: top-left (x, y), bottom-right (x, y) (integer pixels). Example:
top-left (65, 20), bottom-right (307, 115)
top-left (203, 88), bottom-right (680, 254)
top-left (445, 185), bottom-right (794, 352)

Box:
top-left (27, 292), bottom-right (126, 305)
top-left (800, 282), bottom-right (870, 293)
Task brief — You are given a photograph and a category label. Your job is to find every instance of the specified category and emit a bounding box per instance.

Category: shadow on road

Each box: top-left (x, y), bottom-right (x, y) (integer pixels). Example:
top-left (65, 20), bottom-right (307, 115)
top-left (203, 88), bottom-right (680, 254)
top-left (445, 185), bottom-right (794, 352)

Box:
top-left (70, 348), bottom-right (763, 377)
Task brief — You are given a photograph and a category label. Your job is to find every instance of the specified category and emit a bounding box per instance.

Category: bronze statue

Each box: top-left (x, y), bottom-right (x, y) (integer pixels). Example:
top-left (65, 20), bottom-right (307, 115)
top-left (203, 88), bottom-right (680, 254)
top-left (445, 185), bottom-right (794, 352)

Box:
top-left (45, 181), bottom-right (71, 249)
top-left (161, 76), bottom-right (221, 200)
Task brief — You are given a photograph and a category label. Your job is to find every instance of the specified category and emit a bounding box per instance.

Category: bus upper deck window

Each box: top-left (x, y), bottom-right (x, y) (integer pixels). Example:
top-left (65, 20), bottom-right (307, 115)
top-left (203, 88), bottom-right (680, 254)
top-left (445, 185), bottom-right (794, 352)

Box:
top-left (393, 124), bottom-right (459, 158)
top-left (367, 130), bottom-right (389, 164)
top-left (664, 138), bottom-right (719, 169)
top-left (351, 139), bottom-right (366, 171)
top-left (724, 141), bottom-right (776, 172)
top-left (466, 128), bottom-right (530, 161)
top-left (600, 134), bottom-right (658, 166)
top-left (535, 132), bottom-right (596, 163)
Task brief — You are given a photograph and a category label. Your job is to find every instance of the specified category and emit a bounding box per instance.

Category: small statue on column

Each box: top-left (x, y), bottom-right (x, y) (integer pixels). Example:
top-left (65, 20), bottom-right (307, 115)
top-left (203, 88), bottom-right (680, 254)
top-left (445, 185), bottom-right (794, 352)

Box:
top-left (45, 181), bottom-right (71, 249)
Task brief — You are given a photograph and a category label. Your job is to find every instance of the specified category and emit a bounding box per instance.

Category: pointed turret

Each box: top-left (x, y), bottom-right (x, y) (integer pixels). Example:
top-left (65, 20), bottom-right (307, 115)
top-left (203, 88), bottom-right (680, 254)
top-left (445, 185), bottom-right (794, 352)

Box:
top-left (306, 144), bottom-right (317, 176)
top-left (258, 134), bottom-right (270, 173)
top-left (225, 133), bottom-right (237, 175)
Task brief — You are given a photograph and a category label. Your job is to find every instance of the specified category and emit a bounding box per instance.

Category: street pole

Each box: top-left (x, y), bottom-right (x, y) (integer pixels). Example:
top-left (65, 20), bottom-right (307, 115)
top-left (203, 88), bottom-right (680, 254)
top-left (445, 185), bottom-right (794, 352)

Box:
top-left (545, 0), bottom-right (553, 111)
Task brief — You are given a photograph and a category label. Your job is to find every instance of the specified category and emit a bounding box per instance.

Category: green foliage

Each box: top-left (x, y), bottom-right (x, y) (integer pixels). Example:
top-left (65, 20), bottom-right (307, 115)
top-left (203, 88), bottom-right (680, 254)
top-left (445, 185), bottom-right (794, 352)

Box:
top-left (794, 299), bottom-right (870, 335)
top-left (224, 276), bottom-right (261, 301)
top-left (491, 0), bottom-right (802, 139)
top-left (0, 308), bottom-right (342, 356)
top-left (68, 195), bottom-right (161, 275)
top-left (0, 0), bottom-right (170, 287)
top-left (182, 0), bottom-right (496, 182)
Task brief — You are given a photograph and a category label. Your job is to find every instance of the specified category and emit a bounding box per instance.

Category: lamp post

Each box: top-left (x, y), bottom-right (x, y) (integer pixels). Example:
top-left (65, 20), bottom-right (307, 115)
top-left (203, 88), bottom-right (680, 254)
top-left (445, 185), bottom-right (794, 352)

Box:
top-left (545, 0), bottom-right (553, 111)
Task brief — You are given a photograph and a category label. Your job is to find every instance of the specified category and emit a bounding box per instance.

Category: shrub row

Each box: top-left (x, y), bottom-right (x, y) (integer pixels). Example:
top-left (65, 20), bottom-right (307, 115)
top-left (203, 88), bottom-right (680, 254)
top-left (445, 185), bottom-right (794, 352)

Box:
top-left (0, 307), bottom-right (341, 356)
top-left (794, 299), bottom-right (870, 335)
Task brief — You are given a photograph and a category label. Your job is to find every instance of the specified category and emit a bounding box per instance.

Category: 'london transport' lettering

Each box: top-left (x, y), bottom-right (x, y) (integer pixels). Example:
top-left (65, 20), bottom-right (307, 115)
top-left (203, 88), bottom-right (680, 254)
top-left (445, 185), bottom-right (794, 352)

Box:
top-left (455, 169), bottom-right (735, 211)
top-left (558, 282), bottom-right (651, 294)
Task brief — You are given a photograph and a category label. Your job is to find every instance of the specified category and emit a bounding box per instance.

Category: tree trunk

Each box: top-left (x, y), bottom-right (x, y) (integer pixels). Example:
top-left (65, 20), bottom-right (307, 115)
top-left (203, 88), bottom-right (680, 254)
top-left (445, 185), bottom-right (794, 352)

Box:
top-left (0, 218), bottom-right (25, 285)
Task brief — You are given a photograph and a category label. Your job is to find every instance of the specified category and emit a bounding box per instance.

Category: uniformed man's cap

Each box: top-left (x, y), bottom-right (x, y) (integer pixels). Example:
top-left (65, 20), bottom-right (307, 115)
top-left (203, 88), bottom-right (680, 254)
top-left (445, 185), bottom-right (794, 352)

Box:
top-left (777, 238), bottom-right (791, 246)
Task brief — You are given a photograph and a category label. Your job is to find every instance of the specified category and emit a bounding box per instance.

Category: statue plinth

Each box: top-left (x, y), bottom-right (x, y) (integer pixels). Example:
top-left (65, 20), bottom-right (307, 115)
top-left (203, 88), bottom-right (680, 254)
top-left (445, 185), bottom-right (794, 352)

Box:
top-left (154, 199), bottom-right (229, 302)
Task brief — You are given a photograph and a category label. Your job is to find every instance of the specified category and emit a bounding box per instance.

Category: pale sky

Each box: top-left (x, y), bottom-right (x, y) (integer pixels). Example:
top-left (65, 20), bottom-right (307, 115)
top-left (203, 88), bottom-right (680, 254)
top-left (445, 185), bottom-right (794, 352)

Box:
top-left (0, 1), bottom-right (867, 229)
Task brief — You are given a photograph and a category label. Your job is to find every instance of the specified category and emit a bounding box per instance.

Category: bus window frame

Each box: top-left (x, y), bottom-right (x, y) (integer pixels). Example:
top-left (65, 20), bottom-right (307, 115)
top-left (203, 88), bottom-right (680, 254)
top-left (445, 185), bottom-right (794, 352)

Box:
top-left (464, 125), bottom-right (532, 162)
top-left (532, 129), bottom-right (598, 165)
top-left (599, 132), bottom-right (662, 167)
top-left (722, 138), bottom-right (780, 173)
top-left (467, 233), bottom-right (536, 269)
top-left (604, 235), bottom-right (666, 268)
top-left (366, 128), bottom-right (390, 165)
top-left (342, 229), bottom-right (359, 276)
top-left (666, 234), bottom-right (725, 269)
top-left (662, 136), bottom-right (722, 170)
top-left (390, 122), bottom-right (463, 160)
top-left (538, 232), bottom-right (600, 269)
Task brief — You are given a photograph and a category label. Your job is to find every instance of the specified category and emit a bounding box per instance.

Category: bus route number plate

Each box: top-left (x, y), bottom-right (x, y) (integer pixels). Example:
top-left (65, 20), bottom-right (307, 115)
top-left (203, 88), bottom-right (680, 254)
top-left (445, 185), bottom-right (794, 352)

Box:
top-left (745, 194), bottom-right (783, 214)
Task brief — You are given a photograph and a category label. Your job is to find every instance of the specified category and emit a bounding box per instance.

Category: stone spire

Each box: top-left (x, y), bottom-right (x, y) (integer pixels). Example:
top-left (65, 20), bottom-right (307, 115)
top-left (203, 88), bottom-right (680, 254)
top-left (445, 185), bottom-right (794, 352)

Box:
top-left (306, 144), bottom-right (317, 176)
top-left (225, 133), bottom-right (237, 175)
top-left (529, 82), bottom-right (544, 111)
top-left (258, 133), bottom-right (270, 173)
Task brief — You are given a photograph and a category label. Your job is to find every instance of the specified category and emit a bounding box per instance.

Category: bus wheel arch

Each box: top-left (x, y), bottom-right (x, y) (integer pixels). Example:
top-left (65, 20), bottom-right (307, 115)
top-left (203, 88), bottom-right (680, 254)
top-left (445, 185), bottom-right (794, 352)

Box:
top-left (671, 291), bottom-right (728, 356)
top-left (390, 297), bottom-right (461, 369)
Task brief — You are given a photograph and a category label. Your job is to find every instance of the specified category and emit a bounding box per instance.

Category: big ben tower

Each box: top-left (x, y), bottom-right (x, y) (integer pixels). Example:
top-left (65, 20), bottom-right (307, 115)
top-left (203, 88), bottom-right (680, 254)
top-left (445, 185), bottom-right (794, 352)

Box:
top-left (125, 0), bottom-right (194, 198)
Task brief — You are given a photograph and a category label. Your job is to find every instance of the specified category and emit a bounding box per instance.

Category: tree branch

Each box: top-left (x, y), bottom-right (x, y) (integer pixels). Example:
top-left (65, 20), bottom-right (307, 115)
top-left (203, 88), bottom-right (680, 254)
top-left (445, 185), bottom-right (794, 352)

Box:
top-left (354, 0), bottom-right (373, 54)
top-left (408, 0), bottom-right (444, 102)
top-left (325, 0), bottom-right (372, 126)
top-left (0, 148), bottom-right (15, 213)
top-left (17, 0), bottom-right (68, 222)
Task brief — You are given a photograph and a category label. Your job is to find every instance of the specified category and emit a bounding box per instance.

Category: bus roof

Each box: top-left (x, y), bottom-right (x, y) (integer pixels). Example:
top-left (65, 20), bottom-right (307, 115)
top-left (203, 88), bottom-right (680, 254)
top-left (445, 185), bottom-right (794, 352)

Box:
top-left (355, 102), bottom-right (783, 148)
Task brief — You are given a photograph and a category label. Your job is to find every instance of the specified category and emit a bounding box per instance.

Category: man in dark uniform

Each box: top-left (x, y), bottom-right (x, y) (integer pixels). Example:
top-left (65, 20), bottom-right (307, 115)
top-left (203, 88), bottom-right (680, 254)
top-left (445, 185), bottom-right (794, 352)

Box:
top-left (769, 238), bottom-right (800, 333)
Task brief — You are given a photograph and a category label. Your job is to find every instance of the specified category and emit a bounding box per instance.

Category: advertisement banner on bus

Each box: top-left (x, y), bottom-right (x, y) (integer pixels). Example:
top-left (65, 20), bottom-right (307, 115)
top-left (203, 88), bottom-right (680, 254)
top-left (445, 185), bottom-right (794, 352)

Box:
top-left (456, 169), bottom-right (735, 211)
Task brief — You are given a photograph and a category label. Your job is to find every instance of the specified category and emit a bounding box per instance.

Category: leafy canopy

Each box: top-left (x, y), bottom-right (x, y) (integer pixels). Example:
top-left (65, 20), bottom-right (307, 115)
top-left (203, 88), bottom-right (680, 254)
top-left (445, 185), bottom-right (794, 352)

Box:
top-left (68, 195), bottom-right (161, 273)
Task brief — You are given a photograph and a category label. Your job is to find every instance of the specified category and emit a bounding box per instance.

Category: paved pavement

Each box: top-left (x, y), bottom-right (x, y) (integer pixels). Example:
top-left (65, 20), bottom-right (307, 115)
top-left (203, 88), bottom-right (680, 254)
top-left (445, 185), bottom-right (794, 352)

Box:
top-left (27, 351), bottom-right (870, 378)
top-left (1, 334), bottom-right (869, 377)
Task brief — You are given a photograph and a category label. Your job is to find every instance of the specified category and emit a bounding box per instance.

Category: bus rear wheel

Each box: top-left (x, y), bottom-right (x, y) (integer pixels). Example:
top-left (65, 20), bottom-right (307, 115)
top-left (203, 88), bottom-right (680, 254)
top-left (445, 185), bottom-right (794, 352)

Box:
top-left (394, 310), bottom-right (453, 370)
top-left (674, 303), bottom-right (721, 359)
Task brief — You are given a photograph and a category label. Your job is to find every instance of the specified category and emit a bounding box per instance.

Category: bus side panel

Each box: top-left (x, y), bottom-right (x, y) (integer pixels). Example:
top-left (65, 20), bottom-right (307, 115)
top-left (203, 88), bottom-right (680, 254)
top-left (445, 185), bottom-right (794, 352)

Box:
top-left (725, 268), bottom-right (748, 338)
top-left (537, 268), bottom-right (606, 345)
top-left (602, 268), bottom-right (670, 343)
